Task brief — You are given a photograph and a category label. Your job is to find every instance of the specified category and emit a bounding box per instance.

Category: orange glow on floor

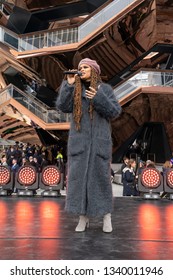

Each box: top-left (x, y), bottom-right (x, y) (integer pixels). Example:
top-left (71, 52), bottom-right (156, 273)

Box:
top-left (39, 200), bottom-right (61, 237)
top-left (0, 201), bottom-right (7, 234)
top-left (13, 200), bottom-right (61, 259)
top-left (138, 203), bottom-right (161, 258)
top-left (38, 200), bottom-right (61, 258)
top-left (15, 200), bottom-right (34, 236)
top-left (164, 204), bottom-right (173, 240)
top-left (138, 204), bottom-right (161, 240)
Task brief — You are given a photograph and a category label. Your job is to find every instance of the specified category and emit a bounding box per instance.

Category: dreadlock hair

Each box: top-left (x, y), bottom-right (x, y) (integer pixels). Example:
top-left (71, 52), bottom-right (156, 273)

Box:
top-left (73, 68), bottom-right (102, 131)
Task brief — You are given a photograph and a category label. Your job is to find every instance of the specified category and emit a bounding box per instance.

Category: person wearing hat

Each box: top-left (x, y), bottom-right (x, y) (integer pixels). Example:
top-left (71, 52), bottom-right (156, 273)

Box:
top-left (56, 58), bottom-right (122, 233)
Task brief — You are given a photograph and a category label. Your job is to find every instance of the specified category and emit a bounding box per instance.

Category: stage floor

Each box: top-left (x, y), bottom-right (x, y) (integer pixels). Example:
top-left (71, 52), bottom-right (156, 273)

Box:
top-left (0, 196), bottom-right (173, 260)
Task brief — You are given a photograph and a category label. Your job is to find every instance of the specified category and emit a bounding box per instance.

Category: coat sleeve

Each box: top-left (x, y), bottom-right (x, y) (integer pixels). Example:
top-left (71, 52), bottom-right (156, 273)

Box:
top-left (92, 83), bottom-right (122, 119)
top-left (56, 80), bottom-right (75, 113)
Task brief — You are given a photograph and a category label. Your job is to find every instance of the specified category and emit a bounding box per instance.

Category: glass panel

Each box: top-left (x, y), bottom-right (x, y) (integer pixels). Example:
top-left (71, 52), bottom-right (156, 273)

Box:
top-left (20, 28), bottom-right (78, 51)
top-left (0, 0), bottom-right (137, 51)
top-left (78, 0), bottom-right (136, 40)
top-left (4, 32), bottom-right (18, 50)
top-left (0, 85), bottom-right (69, 123)
top-left (114, 71), bottom-right (173, 100)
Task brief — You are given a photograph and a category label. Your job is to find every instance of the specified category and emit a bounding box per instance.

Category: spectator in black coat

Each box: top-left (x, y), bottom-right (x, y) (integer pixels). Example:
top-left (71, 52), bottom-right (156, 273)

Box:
top-left (122, 159), bottom-right (139, 196)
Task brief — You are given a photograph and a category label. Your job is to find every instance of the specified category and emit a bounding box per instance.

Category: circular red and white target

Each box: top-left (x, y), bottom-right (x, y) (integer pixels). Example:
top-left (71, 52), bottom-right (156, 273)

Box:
top-left (42, 166), bottom-right (61, 185)
top-left (0, 166), bottom-right (10, 185)
top-left (18, 166), bottom-right (36, 185)
top-left (167, 170), bottom-right (173, 188)
top-left (141, 168), bottom-right (160, 188)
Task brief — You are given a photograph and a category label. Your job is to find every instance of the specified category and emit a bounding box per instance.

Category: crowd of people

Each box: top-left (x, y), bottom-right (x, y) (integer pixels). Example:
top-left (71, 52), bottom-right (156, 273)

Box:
top-left (119, 156), bottom-right (173, 197)
top-left (0, 142), bottom-right (65, 174)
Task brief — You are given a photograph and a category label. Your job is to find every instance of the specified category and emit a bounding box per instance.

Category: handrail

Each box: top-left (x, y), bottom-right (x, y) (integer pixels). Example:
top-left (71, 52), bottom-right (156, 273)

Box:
top-left (1, 70), bottom-right (173, 128)
top-left (114, 69), bottom-right (173, 100)
top-left (0, 84), bottom-right (70, 123)
top-left (0, 0), bottom-right (144, 52)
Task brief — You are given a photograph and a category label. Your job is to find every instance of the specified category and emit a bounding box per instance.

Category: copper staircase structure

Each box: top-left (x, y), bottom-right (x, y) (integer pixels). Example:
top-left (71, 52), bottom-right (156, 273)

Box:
top-left (1, 0), bottom-right (173, 153)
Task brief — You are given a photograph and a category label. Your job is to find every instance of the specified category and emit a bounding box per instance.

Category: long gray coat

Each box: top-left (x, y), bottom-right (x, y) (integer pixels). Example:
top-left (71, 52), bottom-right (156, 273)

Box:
top-left (56, 80), bottom-right (122, 217)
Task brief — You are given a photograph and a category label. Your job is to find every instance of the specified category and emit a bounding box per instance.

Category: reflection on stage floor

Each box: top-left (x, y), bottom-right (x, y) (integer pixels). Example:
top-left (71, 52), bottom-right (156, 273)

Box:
top-left (0, 196), bottom-right (173, 260)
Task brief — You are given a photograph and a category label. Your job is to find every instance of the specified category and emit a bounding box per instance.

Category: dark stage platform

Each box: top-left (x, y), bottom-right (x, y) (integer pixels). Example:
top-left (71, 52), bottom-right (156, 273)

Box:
top-left (0, 196), bottom-right (173, 260)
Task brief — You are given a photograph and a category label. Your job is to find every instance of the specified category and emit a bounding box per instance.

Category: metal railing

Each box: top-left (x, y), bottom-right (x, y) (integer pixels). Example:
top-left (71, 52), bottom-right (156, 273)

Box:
top-left (114, 70), bottom-right (173, 100)
top-left (0, 0), bottom-right (140, 52)
top-left (0, 84), bottom-right (70, 123)
top-left (78, 0), bottom-right (137, 40)
top-left (1, 71), bottom-right (173, 126)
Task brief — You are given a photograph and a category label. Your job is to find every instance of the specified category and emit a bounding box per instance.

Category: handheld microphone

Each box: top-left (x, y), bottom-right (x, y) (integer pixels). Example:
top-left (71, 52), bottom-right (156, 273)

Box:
top-left (63, 70), bottom-right (82, 76)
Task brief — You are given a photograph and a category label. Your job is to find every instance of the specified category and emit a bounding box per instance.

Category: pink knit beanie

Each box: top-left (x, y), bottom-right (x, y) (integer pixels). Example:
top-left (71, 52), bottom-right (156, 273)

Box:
top-left (78, 58), bottom-right (101, 75)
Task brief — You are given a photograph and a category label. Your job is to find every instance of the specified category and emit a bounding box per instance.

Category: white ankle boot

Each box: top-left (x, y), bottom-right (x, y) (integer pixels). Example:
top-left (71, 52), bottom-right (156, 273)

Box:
top-left (75, 215), bottom-right (89, 232)
top-left (103, 213), bottom-right (112, 233)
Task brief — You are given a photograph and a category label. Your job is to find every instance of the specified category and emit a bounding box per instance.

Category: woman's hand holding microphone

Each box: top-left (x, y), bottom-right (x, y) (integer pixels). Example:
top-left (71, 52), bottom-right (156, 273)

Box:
top-left (64, 69), bottom-right (99, 99)
top-left (64, 69), bottom-right (81, 85)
